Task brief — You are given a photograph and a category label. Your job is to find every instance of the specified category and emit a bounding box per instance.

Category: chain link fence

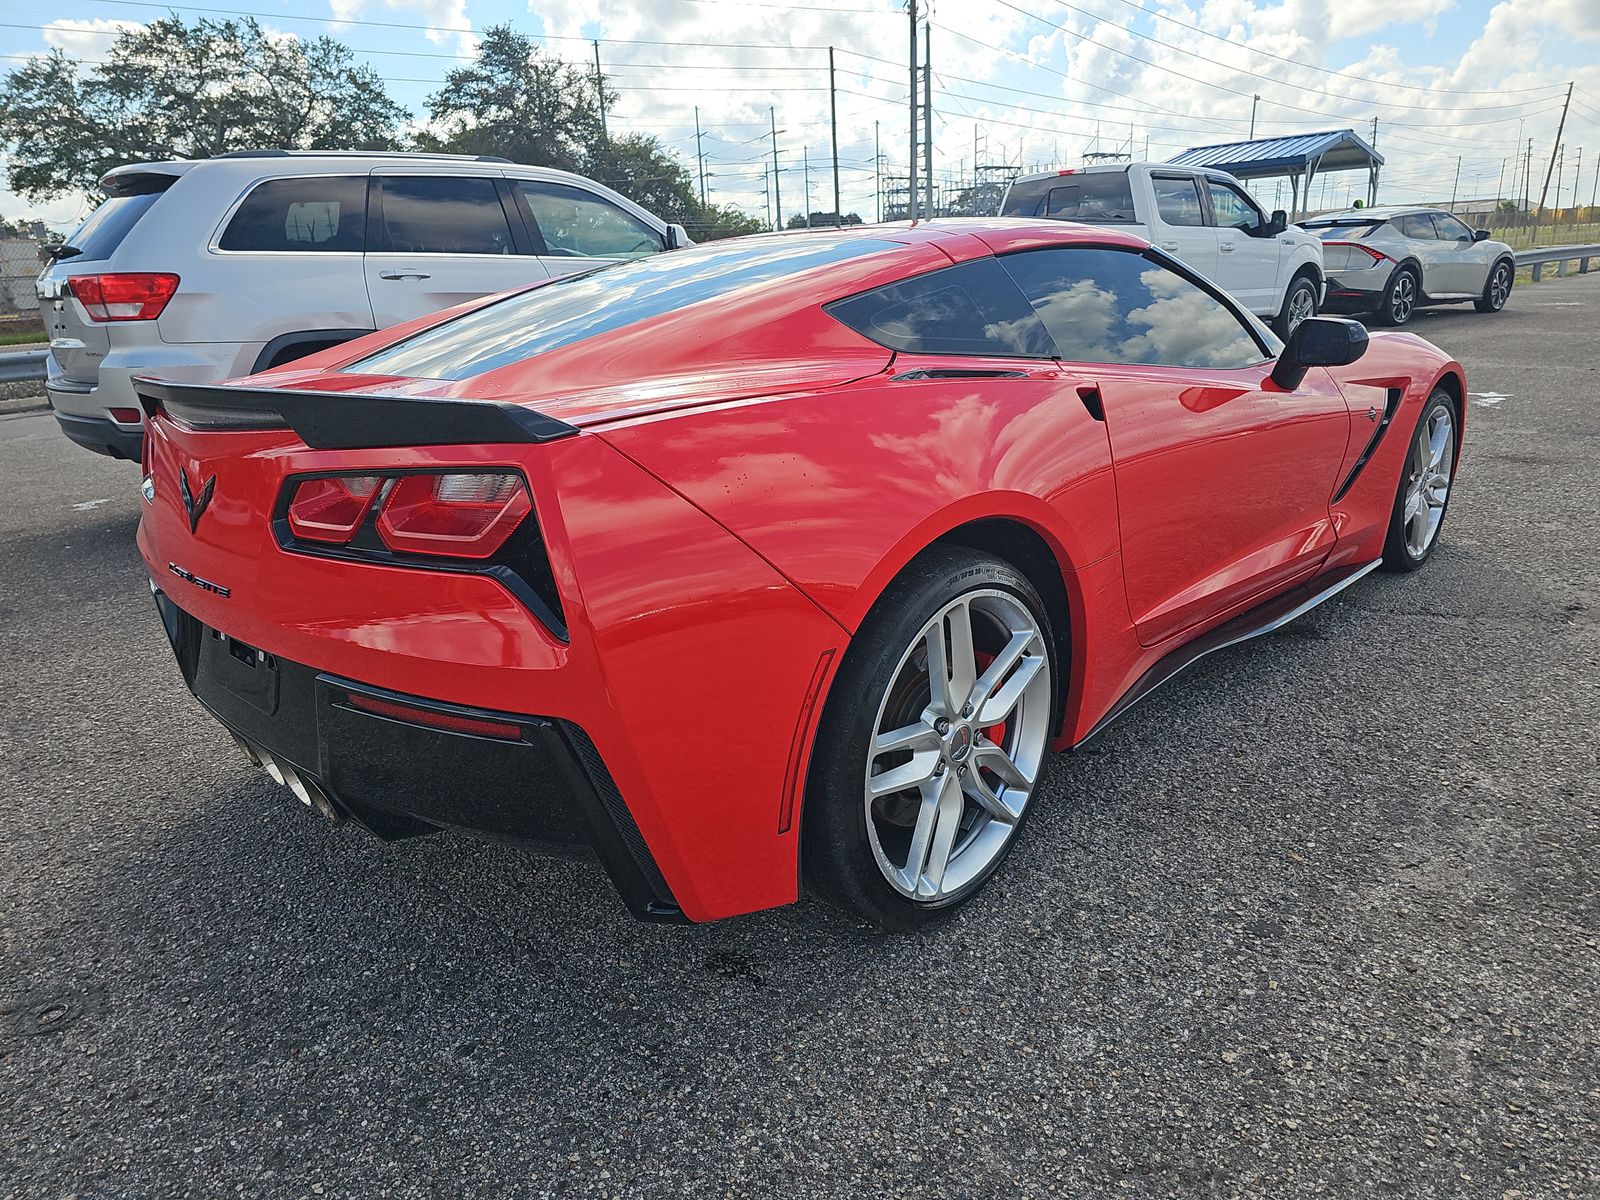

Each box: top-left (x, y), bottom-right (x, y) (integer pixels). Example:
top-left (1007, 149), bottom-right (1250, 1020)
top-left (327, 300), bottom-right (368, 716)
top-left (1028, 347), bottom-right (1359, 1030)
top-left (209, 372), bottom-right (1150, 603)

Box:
top-left (1, 238), bottom-right (44, 324)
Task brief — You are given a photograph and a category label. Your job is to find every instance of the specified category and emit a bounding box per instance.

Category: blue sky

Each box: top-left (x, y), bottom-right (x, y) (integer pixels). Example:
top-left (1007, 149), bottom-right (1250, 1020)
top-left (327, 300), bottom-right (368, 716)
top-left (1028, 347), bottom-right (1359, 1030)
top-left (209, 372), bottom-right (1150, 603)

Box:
top-left (5, 0), bottom-right (1599, 228)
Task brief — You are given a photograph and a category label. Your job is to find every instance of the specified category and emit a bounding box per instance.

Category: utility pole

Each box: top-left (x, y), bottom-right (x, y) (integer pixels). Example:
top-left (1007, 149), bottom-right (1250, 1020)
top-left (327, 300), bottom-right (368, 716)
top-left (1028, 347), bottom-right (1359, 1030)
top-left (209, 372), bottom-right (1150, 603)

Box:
top-left (907, 0), bottom-right (918, 221)
top-left (875, 120), bottom-right (882, 223)
top-left (804, 145), bottom-right (812, 228)
top-left (1571, 146), bottom-right (1582, 220)
top-left (1495, 157), bottom-right (1507, 207)
top-left (922, 19), bottom-right (934, 218)
top-left (1369, 118), bottom-right (1379, 206)
top-left (694, 107), bottom-right (707, 207)
top-left (829, 48), bottom-right (841, 227)
top-left (593, 40), bottom-right (607, 142)
top-left (1249, 94), bottom-right (1260, 139)
top-left (1531, 81), bottom-right (1574, 247)
top-left (770, 106), bottom-right (782, 232)
top-left (1591, 153), bottom-right (1599, 217)
top-left (1449, 156), bottom-right (1461, 213)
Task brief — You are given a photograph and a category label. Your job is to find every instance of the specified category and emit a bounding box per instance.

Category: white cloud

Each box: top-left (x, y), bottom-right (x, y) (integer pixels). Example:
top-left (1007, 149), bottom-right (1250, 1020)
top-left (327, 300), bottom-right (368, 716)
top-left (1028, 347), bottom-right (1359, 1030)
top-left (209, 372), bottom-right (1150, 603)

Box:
top-left (41, 17), bottom-right (144, 58)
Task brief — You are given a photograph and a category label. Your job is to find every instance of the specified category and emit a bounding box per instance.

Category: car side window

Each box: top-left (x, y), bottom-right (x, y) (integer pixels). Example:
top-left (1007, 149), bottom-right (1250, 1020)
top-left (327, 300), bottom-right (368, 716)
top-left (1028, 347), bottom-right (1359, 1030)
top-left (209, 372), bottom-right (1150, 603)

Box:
top-left (1396, 213), bottom-right (1438, 241)
top-left (1152, 176), bottom-right (1206, 227)
top-left (826, 257), bottom-right (1056, 358)
top-left (1430, 213), bottom-right (1475, 242)
top-left (516, 181), bottom-right (663, 259)
top-left (375, 176), bottom-right (517, 255)
top-left (218, 176), bottom-right (367, 252)
top-left (1001, 246), bottom-right (1270, 370)
top-left (1205, 181), bottom-right (1262, 232)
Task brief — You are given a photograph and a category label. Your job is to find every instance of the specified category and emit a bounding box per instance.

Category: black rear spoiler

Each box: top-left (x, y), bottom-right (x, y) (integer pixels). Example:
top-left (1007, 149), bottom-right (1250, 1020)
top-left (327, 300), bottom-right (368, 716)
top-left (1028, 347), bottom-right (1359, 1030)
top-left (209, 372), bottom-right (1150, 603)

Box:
top-left (135, 378), bottom-right (578, 451)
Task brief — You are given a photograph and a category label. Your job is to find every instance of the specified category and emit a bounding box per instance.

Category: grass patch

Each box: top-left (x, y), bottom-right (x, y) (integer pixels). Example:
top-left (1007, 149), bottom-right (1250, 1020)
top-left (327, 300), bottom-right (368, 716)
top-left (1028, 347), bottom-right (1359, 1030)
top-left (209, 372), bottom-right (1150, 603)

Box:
top-left (0, 326), bottom-right (46, 347)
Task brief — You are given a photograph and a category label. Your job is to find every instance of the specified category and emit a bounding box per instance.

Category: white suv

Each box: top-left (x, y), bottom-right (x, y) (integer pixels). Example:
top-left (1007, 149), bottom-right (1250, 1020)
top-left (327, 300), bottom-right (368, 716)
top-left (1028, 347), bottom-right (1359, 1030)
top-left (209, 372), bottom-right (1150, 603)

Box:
top-left (1000, 162), bottom-right (1325, 337)
top-left (37, 151), bottom-right (690, 459)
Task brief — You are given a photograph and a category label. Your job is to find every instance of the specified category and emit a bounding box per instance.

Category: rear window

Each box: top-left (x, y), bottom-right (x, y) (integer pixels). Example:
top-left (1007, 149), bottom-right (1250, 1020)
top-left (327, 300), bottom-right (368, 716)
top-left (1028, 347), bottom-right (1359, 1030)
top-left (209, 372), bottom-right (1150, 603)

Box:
top-left (825, 258), bottom-right (1054, 358)
top-left (61, 193), bottom-right (163, 262)
top-left (1303, 219), bottom-right (1382, 241)
top-left (219, 176), bottom-right (368, 252)
top-left (1000, 171), bottom-right (1136, 223)
top-left (349, 234), bottom-right (898, 381)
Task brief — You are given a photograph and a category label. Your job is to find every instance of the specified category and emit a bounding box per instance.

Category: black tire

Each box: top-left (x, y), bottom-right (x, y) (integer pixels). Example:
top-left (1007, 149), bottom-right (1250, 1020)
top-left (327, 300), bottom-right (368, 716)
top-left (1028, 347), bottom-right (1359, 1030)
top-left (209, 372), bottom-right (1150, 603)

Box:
top-left (1377, 265), bottom-right (1420, 327)
top-left (1474, 258), bottom-right (1513, 313)
top-left (801, 546), bottom-right (1056, 930)
top-left (1273, 274), bottom-right (1319, 339)
top-left (1381, 389), bottom-right (1459, 573)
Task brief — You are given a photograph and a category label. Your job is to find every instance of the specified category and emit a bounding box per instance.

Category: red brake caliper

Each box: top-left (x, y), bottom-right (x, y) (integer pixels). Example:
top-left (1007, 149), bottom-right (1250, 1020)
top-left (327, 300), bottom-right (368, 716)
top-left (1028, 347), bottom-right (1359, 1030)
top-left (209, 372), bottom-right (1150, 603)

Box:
top-left (973, 650), bottom-right (1007, 747)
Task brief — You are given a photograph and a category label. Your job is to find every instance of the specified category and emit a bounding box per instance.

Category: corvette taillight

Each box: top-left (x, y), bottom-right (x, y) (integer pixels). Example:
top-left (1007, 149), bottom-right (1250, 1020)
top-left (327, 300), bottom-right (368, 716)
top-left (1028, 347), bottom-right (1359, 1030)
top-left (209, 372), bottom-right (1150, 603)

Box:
top-left (376, 472), bottom-right (531, 559)
top-left (67, 272), bottom-right (180, 321)
top-left (286, 476), bottom-right (383, 543)
top-left (283, 470), bottom-right (532, 559)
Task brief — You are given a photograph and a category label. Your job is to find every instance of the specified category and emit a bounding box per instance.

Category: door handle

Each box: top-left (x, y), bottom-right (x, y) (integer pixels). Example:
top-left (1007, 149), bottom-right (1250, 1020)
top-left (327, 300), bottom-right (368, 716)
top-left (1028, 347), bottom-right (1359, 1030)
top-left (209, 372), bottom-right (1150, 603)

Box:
top-left (378, 269), bottom-right (431, 280)
top-left (1219, 241), bottom-right (1236, 252)
top-left (1076, 385), bottom-right (1105, 422)
top-left (1159, 241), bottom-right (1180, 251)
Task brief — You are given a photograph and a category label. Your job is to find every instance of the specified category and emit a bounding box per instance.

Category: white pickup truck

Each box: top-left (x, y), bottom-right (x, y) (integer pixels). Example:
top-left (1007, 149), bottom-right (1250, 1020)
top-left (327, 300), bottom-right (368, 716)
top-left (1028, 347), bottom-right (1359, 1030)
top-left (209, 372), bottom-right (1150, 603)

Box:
top-left (999, 162), bottom-right (1325, 337)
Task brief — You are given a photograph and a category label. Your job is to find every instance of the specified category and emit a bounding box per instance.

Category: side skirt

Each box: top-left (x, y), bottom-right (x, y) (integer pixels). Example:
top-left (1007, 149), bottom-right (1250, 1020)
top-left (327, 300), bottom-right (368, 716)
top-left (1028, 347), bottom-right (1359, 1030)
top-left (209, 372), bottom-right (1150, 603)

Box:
top-left (1073, 559), bottom-right (1382, 749)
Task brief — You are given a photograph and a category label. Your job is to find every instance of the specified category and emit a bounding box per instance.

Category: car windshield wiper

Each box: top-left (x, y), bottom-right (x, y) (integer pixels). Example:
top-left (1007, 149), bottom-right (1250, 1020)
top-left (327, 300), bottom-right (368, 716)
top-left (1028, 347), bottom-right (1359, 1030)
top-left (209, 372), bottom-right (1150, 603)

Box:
top-left (43, 243), bottom-right (84, 261)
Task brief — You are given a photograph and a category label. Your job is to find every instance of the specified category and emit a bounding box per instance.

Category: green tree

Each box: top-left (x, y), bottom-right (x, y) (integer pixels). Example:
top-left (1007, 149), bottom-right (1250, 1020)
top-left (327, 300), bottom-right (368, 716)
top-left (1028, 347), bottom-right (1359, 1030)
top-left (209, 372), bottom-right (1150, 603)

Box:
top-left (785, 211), bottom-right (862, 229)
top-left (0, 17), bottom-right (406, 200)
top-left (585, 134), bottom-right (762, 240)
top-left (421, 25), bottom-right (606, 171)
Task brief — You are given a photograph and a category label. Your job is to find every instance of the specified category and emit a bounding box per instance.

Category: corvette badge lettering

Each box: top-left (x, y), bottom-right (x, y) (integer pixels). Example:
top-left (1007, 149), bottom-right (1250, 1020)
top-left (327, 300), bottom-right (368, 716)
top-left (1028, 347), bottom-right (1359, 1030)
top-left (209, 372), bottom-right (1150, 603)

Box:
top-left (167, 562), bottom-right (230, 598)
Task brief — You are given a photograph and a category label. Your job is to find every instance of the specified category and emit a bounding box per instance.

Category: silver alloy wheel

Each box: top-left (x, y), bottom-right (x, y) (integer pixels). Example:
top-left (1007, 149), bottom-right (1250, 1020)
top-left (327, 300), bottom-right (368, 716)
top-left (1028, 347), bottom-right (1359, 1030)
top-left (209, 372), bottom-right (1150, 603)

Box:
top-left (1286, 284), bottom-right (1316, 333)
top-left (1403, 405), bottom-right (1454, 557)
top-left (1390, 271), bottom-right (1417, 323)
top-left (1488, 263), bottom-right (1511, 309)
top-left (863, 589), bottom-right (1052, 902)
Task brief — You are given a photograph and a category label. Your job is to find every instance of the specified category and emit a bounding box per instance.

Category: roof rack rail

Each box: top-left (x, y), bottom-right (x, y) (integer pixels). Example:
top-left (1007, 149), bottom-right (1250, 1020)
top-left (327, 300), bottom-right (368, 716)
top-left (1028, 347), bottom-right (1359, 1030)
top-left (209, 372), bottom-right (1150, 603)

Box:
top-left (212, 150), bottom-right (514, 164)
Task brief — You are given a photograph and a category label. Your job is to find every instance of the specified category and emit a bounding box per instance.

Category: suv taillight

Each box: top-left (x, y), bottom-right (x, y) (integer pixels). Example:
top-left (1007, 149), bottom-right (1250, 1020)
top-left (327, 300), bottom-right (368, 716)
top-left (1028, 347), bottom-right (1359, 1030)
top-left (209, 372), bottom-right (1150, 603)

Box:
top-left (285, 471), bottom-right (531, 560)
top-left (67, 272), bottom-right (180, 321)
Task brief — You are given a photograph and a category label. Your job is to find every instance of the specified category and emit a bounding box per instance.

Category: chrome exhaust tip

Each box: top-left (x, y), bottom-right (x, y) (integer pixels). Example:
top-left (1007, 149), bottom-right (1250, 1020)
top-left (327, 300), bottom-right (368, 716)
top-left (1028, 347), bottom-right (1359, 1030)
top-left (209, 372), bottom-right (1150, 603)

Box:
top-left (235, 735), bottom-right (344, 825)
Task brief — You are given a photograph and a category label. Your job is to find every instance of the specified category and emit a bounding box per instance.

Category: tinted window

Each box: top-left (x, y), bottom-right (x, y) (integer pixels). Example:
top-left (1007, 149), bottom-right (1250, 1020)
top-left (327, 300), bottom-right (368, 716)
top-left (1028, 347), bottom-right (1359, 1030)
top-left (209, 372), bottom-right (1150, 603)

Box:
top-left (517, 181), bottom-right (662, 259)
top-left (351, 235), bottom-right (898, 380)
top-left (219, 176), bottom-right (367, 252)
top-left (1206, 181), bottom-right (1262, 231)
top-left (826, 258), bottom-right (1054, 358)
top-left (1304, 219), bottom-right (1381, 241)
top-left (1395, 213), bottom-right (1438, 241)
top-left (1152, 176), bottom-right (1206, 226)
top-left (64, 193), bottom-right (163, 261)
top-left (1000, 172), bottom-right (1136, 222)
top-left (375, 176), bottom-right (515, 255)
top-left (1430, 212), bottom-right (1475, 241)
top-left (1002, 246), bottom-right (1270, 370)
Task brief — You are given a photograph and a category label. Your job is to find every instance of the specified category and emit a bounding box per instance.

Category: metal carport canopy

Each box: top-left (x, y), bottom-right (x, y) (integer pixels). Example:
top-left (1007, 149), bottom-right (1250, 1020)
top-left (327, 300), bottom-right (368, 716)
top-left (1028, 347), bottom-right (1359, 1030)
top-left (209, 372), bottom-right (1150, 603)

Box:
top-left (1167, 129), bottom-right (1385, 217)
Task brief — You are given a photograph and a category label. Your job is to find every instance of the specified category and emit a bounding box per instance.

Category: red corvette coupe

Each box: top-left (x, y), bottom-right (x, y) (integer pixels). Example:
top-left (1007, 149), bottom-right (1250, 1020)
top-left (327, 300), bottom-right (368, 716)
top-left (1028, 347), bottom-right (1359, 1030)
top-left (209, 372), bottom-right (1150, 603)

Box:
top-left (136, 219), bottom-right (1464, 927)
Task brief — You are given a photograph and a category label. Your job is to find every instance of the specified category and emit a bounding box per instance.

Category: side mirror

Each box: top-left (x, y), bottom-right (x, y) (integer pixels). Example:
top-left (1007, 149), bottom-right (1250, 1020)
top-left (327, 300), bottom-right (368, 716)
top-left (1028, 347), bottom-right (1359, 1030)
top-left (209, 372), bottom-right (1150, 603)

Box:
top-left (666, 223), bottom-right (692, 250)
top-left (1270, 316), bottom-right (1369, 390)
top-left (1472, 229), bottom-right (1491, 242)
top-left (1266, 210), bottom-right (1288, 236)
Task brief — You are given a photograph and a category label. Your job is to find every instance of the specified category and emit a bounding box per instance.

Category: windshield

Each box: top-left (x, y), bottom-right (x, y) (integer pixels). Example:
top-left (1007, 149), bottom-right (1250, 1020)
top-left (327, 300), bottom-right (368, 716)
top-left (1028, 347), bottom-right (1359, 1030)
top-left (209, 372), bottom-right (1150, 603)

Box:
top-left (349, 234), bottom-right (900, 381)
top-left (1000, 172), bottom-right (1137, 223)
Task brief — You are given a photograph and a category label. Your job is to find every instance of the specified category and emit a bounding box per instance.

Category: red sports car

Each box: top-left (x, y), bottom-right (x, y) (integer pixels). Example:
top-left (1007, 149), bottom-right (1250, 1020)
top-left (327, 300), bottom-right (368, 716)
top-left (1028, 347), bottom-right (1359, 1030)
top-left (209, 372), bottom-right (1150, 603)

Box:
top-left (136, 219), bottom-right (1464, 928)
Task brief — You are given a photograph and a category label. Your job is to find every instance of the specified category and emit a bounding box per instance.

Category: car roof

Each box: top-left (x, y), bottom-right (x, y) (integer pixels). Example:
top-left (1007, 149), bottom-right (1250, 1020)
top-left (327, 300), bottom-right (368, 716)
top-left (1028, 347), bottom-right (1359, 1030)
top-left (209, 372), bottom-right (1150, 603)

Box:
top-left (1305, 206), bottom-right (1436, 221)
top-left (98, 152), bottom-right (610, 192)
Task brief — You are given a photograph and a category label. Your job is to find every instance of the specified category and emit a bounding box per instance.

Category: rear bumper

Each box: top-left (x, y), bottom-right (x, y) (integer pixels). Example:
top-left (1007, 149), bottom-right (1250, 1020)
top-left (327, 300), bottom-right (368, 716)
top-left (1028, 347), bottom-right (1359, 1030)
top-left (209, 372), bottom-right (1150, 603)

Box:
top-left (153, 587), bottom-right (685, 922)
top-left (51, 409), bottom-right (144, 460)
top-left (1322, 269), bottom-right (1392, 313)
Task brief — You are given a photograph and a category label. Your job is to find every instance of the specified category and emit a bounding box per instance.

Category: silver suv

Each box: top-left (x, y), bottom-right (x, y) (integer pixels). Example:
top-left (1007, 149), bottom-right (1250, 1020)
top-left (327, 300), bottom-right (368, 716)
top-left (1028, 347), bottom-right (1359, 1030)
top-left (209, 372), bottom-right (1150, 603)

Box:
top-left (37, 151), bottom-right (690, 459)
top-left (1300, 206), bottom-right (1515, 326)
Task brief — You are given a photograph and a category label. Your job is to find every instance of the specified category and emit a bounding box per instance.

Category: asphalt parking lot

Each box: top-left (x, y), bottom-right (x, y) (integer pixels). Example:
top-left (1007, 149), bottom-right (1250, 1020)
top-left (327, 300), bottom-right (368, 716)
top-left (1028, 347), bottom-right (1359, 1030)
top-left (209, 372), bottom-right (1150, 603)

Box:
top-left (3, 276), bottom-right (1597, 1199)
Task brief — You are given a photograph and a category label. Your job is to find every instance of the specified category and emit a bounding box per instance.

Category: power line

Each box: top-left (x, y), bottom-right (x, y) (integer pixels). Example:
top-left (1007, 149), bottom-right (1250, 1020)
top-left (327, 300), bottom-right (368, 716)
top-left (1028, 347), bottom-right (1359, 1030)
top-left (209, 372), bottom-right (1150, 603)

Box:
top-left (991, 0), bottom-right (1566, 116)
top-left (1079, 0), bottom-right (1566, 96)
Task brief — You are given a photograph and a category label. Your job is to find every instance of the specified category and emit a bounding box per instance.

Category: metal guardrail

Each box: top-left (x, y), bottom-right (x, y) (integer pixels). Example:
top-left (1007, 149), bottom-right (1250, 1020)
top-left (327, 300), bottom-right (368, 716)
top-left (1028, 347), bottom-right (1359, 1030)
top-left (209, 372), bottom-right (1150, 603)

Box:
top-left (0, 246), bottom-right (1595, 388)
top-left (1516, 243), bottom-right (1600, 282)
top-left (0, 349), bottom-right (46, 385)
